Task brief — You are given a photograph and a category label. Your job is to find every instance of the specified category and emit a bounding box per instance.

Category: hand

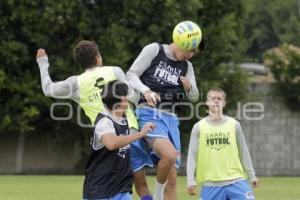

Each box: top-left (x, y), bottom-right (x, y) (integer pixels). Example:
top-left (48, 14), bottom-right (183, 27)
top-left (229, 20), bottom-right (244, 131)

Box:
top-left (140, 122), bottom-right (156, 137)
top-left (251, 179), bottom-right (259, 188)
top-left (36, 48), bottom-right (47, 59)
top-left (180, 76), bottom-right (192, 92)
top-left (187, 185), bottom-right (197, 196)
top-left (144, 90), bottom-right (161, 107)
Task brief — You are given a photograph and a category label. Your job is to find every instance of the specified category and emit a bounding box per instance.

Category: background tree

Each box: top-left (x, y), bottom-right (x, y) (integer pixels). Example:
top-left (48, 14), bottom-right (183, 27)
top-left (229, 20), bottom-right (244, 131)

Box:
top-left (0, 0), bottom-right (249, 168)
top-left (244, 0), bottom-right (300, 60)
top-left (264, 44), bottom-right (300, 110)
top-left (243, 0), bottom-right (300, 110)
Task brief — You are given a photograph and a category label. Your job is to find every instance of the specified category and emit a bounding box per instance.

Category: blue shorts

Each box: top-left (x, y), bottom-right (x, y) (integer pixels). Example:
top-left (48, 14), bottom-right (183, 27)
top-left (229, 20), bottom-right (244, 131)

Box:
top-left (130, 139), bottom-right (154, 172)
top-left (200, 180), bottom-right (255, 200)
top-left (83, 192), bottom-right (132, 200)
top-left (130, 107), bottom-right (181, 172)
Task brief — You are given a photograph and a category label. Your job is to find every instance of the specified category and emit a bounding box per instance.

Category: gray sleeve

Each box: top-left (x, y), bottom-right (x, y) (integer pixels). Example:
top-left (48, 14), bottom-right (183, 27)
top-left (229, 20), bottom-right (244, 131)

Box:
top-left (93, 117), bottom-right (115, 150)
top-left (126, 43), bottom-right (159, 94)
top-left (185, 62), bottom-right (199, 102)
top-left (187, 122), bottom-right (200, 186)
top-left (36, 56), bottom-right (79, 100)
top-left (236, 121), bottom-right (257, 181)
top-left (112, 67), bottom-right (140, 104)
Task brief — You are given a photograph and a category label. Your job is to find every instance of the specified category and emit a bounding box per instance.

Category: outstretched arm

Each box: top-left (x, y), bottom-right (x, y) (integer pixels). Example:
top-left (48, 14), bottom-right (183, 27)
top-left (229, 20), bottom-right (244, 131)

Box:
top-left (101, 122), bottom-right (155, 150)
top-left (36, 49), bottom-right (78, 100)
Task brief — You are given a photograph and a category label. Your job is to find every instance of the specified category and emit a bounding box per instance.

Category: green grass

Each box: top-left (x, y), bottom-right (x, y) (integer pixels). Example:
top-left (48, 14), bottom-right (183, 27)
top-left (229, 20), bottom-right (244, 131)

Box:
top-left (0, 176), bottom-right (299, 200)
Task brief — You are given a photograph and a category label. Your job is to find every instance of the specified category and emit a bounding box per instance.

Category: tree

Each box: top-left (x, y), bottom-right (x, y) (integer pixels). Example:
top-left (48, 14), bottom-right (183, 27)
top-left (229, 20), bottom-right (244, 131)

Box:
top-left (264, 43), bottom-right (300, 110)
top-left (244, 0), bottom-right (300, 60)
top-left (0, 0), bottom-right (249, 167)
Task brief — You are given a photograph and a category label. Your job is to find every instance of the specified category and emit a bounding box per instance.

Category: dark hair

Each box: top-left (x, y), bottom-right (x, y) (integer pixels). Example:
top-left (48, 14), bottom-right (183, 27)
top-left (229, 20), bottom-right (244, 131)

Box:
top-left (101, 80), bottom-right (129, 110)
top-left (199, 37), bottom-right (206, 51)
top-left (194, 37), bottom-right (206, 54)
top-left (73, 40), bottom-right (99, 69)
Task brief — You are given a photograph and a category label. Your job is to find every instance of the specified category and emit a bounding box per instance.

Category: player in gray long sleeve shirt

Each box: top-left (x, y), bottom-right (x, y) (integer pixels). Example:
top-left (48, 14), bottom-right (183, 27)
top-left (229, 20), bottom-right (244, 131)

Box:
top-left (36, 40), bottom-right (139, 128)
top-left (126, 21), bottom-right (204, 200)
top-left (36, 41), bottom-right (141, 139)
top-left (187, 87), bottom-right (259, 200)
top-left (187, 117), bottom-right (257, 187)
top-left (37, 55), bottom-right (138, 104)
top-left (126, 42), bottom-right (199, 103)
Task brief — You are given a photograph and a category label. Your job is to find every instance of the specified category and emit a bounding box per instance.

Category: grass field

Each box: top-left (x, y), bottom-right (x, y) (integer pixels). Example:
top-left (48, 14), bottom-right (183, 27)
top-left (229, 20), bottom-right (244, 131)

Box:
top-left (0, 176), bottom-right (299, 200)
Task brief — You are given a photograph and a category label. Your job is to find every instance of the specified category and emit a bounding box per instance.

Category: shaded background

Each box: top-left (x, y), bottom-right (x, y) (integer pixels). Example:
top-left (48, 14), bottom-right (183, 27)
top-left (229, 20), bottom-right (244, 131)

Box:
top-left (0, 0), bottom-right (300, 175)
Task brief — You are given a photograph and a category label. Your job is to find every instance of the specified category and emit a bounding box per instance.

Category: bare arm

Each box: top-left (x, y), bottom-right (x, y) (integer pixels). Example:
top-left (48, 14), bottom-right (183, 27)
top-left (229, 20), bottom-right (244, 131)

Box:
top-left (101, 122), bottom-right (155, 150)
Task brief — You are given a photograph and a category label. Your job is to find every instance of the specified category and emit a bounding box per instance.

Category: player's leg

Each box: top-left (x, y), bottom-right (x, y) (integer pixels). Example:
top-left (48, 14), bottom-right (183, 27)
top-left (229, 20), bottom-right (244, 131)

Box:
top-left (163, 114), bottom-right (181, 200)
top-left (164, 167), bottom-right (177, 200)
top-left (135, 108), bottom-right (176, 200)
top-left (226, 180), bottom-right (255, 200)
top-left (134, 169), bottom-right (153, 200)
top-left (152, 138), bottom-right (177, 200)
top-left (130, 139), bottom-right (154, 199)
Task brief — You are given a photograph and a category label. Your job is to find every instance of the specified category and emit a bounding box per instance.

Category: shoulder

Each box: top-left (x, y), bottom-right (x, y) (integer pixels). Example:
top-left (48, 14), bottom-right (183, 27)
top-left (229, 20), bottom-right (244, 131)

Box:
top-left (66, 75), bottom-right (78, 83)
top-left (95, 116), bottom-right (114, 131)
top-left (141, 42), bottom-right (160, 54)
top-left (94, 66), bottom-right (121, 79)
top-left (99, 66), bottom-right (120, 72)
top-left (192, 121), bottom-right (201, 131)
top-left (226, 116), bottom-right (239, 124)
top-left (190, 121), bottom-right (201, 138)
top-left (64, 75), bottom-right (79, 89)
top-left (235, 120), bottom-right (242, 130)
top-left (145, 42), bottom-right (160, 49)
top-left (110, 66), bottom-right (125, 74)
top-left (225, 116), bottom-right (241, 129)
top-left (187, 60), bottom-right (193, 68)
top-left (96, 116), bottom-right (113, 126)
top-left (199, 117), bottom-right (208, 124)
top-left (187, 60), bottom-right (193, 66)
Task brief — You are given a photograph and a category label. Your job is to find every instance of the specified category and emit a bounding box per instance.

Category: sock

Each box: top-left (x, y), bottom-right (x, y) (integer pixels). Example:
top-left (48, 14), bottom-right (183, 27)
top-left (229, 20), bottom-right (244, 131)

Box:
top-left (141, 195), bottom-right (153, 200)
top-left (153, 180), bottom-right (167, 200)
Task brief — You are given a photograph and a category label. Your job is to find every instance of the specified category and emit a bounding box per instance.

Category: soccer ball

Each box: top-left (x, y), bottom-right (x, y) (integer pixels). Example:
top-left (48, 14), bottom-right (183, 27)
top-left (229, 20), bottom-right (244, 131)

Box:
top-left (172, 21), bottom-right (202, 51)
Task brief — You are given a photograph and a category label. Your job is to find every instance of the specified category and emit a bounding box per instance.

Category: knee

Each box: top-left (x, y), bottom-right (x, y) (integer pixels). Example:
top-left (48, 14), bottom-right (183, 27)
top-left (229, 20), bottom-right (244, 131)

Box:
top-left (161, 151), bottom-right (177, 165)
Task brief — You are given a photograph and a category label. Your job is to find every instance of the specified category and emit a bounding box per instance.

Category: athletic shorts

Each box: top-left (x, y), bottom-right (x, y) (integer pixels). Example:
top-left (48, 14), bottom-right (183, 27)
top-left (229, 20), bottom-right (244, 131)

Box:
top-left (130, 139), bottom-right (154, 172)
top-left (200, 180), bottom-right (255, 200)
top-left (83, 192), bottom-right (132, 200)
top-left (130, 107), bottom-right (181, 172)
